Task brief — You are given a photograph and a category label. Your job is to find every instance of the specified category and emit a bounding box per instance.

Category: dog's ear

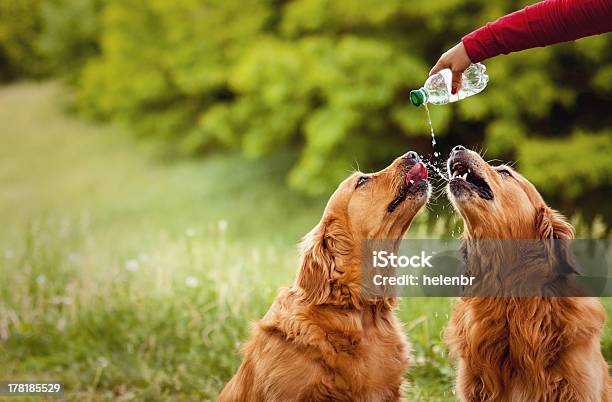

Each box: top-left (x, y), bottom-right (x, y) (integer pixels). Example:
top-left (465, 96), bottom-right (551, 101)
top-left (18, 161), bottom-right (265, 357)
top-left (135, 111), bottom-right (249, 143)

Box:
top-left (296, 222), bottom-right (333, 305)
top-left (536, 206), bottom-right (574, 240)
top-left (536, 206), bottom-right (578, 274)
top-left (296, 219), bottom-right (352, 305)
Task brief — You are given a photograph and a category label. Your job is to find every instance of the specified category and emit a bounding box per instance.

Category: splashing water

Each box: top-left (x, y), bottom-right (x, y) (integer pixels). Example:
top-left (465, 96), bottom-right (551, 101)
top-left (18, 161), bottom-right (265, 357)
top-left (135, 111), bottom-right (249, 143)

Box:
top-left (425, 160), bottom-right (449, 182)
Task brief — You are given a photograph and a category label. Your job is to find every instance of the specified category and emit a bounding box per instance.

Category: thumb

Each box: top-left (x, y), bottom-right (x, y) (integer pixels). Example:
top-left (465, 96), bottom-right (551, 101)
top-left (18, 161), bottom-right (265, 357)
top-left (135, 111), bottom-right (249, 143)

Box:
top-left (451, 69), bottom-right (463, 95)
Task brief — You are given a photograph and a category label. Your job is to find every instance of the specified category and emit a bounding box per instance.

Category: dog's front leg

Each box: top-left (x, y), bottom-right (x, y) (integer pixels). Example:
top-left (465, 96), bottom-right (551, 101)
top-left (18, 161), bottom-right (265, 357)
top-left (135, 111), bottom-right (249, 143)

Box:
top-left (455, 358), bottom-right (496, 402)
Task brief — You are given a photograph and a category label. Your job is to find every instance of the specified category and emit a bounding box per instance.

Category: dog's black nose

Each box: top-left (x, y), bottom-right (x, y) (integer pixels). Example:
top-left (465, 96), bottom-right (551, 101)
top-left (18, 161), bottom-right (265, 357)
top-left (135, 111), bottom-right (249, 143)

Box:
top-left (451, 145), bottom-right (466, 153)
top-left (402, 151), bottom-right (420, 162)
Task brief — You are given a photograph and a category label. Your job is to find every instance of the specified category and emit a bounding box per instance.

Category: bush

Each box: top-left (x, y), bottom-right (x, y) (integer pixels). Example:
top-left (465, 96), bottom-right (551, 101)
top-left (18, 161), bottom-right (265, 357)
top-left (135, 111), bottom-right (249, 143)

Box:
top-left (0, 0), bottom-right (45, 80)
top-left (38, 0), bottom-right (105, 83)
top-left (77, 0), bottom-right (270, 145)
top-left (0, 0), bottom-right (103, 82)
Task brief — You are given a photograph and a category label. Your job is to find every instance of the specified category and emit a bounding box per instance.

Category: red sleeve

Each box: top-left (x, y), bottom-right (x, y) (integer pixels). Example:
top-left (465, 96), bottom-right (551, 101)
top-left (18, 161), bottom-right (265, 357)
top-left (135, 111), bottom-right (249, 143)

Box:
top-left (462, 0), bottom-right (612, 63)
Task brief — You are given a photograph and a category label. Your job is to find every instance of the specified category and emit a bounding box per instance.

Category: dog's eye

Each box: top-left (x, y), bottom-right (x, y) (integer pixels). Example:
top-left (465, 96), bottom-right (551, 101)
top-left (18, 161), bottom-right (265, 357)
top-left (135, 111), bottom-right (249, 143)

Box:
top-left (355, 176), bottom-right (369, 189)
top-left (498, 169), bottom-right (512, 177)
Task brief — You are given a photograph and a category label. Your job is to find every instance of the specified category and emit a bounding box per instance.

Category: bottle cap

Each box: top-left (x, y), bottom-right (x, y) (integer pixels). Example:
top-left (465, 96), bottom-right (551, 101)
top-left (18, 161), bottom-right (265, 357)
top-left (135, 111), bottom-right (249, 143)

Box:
top-left (410, 89), bottom-right (426, 107)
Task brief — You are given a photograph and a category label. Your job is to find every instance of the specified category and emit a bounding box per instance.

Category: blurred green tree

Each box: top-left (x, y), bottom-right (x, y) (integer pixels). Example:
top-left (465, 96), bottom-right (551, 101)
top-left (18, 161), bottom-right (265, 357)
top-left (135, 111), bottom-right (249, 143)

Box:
top-left (38, 0), bottom-right (105, 83)
top-left (0, 0), bottom-right (45, 80)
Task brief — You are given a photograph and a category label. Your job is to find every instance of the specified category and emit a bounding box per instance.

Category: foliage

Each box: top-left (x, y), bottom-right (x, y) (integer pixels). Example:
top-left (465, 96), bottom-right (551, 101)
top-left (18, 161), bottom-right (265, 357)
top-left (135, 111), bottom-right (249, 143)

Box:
top-left (0, 0), bottom-right (45, 80)
top-left (38, 0), bottom-right (105, 82)
top-left (0, 0), bottom-right (103, 82)
top-left (77, 0), bottom-right (271, 146)
top-left (2, 0), bottom-right (612, 224)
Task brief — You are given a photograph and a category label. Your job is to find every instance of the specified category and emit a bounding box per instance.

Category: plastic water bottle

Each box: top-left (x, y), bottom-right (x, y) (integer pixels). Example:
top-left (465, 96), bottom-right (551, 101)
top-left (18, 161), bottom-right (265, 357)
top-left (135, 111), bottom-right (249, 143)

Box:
top-left (410, 63), bottom-right (489, 107)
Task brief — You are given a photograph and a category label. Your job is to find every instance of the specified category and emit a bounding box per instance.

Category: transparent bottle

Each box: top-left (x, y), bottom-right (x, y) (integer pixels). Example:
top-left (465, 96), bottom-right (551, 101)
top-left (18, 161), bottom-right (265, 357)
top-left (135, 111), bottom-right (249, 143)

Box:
top-left (410, 63), bottom-right (489, 107)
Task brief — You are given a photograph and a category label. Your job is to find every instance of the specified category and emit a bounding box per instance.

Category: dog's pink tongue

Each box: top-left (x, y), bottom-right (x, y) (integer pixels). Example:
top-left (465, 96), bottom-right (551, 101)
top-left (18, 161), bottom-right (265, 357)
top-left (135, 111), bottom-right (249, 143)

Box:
top-left (406, 162), bottom-right (428, 186)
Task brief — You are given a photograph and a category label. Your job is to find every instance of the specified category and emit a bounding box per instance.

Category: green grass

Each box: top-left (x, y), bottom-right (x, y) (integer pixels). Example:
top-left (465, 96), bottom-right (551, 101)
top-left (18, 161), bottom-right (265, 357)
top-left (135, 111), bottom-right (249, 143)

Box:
top-left (0, 82), bottom-right (609, 401)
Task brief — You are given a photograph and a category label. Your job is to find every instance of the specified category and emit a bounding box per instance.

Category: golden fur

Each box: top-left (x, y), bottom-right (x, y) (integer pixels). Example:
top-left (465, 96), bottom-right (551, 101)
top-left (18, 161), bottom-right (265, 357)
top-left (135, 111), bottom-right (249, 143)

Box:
top-left (218, 153), bottom-right (430, 401)
top-left (445, 148), bottom-right (612, 401)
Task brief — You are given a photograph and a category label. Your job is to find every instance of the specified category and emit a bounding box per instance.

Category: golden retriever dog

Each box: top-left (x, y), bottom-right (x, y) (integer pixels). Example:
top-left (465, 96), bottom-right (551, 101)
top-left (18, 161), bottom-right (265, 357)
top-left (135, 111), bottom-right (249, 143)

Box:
top-left (218, 151), bottom-right (430, 402)
top-left (444, 145), bottom-right (611, 402)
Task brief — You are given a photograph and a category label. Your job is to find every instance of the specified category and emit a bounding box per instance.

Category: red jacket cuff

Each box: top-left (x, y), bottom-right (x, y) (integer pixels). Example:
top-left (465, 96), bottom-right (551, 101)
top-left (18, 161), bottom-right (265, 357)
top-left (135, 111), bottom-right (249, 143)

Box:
top-left (462, 25), bottom-right (499, 63)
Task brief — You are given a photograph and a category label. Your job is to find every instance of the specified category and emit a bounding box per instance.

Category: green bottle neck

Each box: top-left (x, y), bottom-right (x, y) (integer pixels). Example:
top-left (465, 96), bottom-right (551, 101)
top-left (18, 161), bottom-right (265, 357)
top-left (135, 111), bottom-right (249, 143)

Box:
top-left (409, 88), bottom-right (428, 107)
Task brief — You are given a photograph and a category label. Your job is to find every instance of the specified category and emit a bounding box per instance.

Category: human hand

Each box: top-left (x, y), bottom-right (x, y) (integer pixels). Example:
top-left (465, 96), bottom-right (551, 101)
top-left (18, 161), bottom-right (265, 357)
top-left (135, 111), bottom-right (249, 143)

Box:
top-left (429, 42), bottom-right (471, 95)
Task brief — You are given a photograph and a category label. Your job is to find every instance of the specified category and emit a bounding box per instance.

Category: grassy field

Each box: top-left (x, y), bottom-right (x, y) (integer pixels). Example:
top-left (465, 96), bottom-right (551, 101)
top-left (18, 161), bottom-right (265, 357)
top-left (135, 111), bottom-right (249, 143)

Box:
top-left (0, 82), bottom-right (609, 401)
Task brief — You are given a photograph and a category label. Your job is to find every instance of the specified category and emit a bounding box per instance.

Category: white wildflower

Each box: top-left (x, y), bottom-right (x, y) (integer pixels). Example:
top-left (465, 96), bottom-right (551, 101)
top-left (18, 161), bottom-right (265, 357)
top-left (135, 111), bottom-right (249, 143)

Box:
top-left (124, 259), bottom-right (139, 272)
top-left (185, 276), bottom-right (199, 288)
top-left (97, 357), bottom-right (109, 368)
top-left (218, 219), bottom-right (228, 234)
top-left (51, 295), bottom-right (72, 305)
top-left (56, 318), bottom-right (66, 332)
top-left (68, 252), bottom-right (79, 264)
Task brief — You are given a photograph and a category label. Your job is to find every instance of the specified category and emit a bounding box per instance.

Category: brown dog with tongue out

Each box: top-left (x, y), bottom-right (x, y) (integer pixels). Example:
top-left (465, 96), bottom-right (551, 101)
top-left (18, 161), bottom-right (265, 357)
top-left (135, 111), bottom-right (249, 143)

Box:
top-left (218, 151), bottom-right (430, 402)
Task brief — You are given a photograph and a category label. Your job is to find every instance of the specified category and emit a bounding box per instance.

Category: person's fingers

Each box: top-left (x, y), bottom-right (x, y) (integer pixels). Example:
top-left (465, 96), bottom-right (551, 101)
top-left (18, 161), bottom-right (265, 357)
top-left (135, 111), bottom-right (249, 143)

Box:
top-left (451, 69), bottom-right (463, 95)
top-left (429, 59), bottom-right (446, 76)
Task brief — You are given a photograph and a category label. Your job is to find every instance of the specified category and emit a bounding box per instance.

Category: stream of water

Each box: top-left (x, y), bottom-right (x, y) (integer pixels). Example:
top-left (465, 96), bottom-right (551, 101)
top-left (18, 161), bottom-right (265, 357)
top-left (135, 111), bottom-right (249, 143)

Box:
top-left (422, 104), bottom-right (449, 182)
